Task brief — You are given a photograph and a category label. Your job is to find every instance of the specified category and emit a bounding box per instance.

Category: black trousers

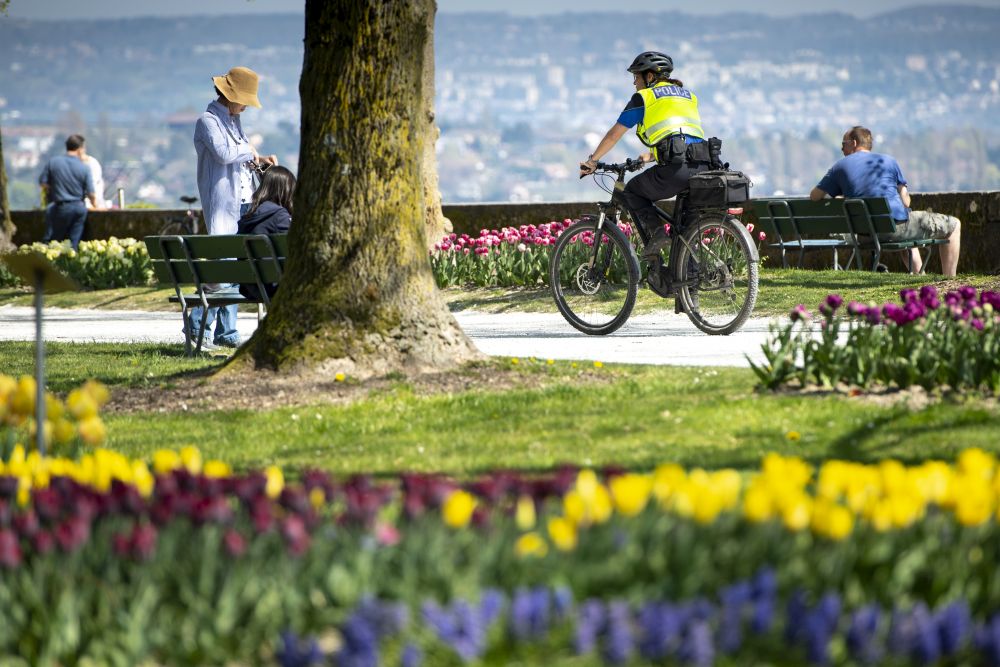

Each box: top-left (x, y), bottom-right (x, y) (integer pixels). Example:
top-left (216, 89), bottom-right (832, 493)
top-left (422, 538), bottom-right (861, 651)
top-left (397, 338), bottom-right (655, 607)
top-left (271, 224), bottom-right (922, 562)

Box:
top-left (622, 161), bottom-right (708, 234)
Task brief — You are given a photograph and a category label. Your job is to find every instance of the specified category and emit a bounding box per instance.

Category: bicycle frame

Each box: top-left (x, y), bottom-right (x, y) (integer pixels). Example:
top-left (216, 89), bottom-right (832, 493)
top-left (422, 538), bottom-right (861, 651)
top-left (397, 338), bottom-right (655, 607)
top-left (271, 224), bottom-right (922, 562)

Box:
top-left (585, 164), bottom-right (700, 304)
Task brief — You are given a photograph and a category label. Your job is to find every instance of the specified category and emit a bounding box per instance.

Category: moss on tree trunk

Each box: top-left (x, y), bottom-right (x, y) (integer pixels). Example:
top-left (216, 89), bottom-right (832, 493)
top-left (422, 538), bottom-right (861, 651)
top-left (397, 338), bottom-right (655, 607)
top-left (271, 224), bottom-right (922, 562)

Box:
top-left (238, 0), bottom-right (478, 377)
top-left (0, 126), bottom-right (15, 251)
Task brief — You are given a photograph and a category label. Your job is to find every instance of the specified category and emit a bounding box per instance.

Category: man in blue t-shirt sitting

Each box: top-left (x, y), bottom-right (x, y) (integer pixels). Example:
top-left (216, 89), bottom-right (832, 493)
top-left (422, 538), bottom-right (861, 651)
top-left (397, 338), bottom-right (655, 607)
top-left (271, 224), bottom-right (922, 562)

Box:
top-left (810, 126), bottom-right (961, 276)
top-left (39, 134), bottom-right (103, 249)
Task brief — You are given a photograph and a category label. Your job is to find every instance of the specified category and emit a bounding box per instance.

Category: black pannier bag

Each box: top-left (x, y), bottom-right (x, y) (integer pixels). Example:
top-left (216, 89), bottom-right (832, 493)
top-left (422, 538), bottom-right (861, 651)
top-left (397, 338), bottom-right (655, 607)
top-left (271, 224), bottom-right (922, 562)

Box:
top-left (687, 169), bottom-right (752, 208)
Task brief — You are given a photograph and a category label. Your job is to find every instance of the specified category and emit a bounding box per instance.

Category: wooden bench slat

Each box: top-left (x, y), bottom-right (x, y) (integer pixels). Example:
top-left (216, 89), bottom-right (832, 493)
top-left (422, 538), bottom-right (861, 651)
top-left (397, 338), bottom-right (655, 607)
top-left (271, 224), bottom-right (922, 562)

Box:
top-left (750, 197), bottom-right (943, 271)
top-left (142, 233), bottom-right (288, 355)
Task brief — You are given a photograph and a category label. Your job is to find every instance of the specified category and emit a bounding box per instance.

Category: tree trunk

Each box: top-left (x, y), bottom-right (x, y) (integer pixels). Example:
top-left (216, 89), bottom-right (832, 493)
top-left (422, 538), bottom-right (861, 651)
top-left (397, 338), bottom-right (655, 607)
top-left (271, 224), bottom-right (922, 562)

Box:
top-left (240, 0), bottom-right (479, 377)
top-left (0, 125), bottom-right (15, 252)
top-left (420, 3), bottom-right (451, 247)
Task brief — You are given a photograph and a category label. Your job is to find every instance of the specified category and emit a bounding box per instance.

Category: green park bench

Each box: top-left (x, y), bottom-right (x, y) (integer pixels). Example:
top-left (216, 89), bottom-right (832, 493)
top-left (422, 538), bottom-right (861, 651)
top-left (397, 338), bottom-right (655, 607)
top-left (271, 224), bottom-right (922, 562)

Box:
top-left (143, 234), bottom-right (287, 355)
top-left (751, 197), bottom-right (949, 272)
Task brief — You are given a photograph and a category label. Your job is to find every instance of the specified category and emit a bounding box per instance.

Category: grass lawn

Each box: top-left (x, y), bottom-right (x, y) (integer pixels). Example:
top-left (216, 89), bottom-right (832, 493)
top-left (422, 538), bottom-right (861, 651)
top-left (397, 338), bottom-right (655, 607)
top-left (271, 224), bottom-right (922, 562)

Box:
top-left (4, 268), bottom-right (996, 318)
top-left (2, 341), bottom-right (997, 476)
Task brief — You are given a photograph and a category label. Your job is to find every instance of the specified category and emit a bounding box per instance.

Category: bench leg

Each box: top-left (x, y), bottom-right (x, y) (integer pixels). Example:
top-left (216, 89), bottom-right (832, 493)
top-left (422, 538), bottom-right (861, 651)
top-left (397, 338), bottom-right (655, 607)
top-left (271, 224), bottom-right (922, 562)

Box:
top-left (182, 307), bottom-right (193, 357)
top-left (870, 250), bottom-right (882, 272)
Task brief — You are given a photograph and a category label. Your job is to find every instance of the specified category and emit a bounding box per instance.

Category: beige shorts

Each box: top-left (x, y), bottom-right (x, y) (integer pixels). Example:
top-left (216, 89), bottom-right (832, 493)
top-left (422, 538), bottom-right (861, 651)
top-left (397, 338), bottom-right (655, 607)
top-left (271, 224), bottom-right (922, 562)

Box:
top-left (886, 210), bottom-right (958, 242)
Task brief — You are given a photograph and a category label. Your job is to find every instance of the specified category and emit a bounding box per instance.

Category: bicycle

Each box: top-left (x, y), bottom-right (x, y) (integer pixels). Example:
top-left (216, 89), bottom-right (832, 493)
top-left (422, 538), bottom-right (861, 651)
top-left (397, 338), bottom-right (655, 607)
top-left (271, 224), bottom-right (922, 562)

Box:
top-left (159, 196), bottom-right (201, 235)
top-left (549, 159), bottom-right (759, 336)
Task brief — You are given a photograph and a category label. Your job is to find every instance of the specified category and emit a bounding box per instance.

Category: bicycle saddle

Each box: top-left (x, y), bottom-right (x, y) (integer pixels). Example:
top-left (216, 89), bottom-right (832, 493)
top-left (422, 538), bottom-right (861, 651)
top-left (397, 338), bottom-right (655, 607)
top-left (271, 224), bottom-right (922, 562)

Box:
top-left (179, 196), bottom-right (198, 205)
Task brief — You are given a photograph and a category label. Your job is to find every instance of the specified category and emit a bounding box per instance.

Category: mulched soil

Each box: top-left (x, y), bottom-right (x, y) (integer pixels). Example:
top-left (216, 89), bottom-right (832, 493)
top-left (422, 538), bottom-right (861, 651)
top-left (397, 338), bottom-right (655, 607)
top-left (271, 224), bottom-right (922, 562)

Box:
top-left (104, 360), bottom-right (617, 414)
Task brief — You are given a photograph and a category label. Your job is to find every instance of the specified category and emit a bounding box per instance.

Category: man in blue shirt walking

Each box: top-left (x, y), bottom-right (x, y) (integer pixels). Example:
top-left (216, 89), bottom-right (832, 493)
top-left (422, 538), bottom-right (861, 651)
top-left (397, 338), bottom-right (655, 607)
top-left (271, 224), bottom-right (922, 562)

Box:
top-left (810, 126), bottom-right (961, 276)
top-left (39, 134), bottom-right (103, 249)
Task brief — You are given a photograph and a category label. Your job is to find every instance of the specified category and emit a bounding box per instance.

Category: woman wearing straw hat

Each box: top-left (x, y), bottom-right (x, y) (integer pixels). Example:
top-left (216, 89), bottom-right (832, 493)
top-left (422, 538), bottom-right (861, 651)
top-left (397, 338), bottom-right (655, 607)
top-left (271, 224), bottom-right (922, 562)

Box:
top-left (189, 66), bottom-right (278, 350)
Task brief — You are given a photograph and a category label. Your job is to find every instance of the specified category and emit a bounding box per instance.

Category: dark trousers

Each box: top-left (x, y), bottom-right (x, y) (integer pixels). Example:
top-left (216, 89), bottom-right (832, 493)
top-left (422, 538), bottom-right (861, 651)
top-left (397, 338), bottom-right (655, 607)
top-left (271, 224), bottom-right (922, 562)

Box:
top-left (43, 201), bottom-right (88, 249)
top-left (622, 162), bottom-right (708, 234)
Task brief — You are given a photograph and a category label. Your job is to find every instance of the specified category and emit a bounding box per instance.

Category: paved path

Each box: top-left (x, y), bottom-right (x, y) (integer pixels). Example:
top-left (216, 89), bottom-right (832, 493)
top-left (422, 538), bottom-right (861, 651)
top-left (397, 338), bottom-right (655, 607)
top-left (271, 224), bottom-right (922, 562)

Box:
top-left (0, 306), bottom-right (776, 367)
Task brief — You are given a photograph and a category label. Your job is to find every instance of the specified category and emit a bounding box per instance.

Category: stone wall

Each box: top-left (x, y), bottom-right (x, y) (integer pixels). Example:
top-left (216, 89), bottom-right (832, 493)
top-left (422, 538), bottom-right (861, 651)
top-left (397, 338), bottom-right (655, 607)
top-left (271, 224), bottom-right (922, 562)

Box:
top-left (10, 190), bottom-right (1000, 273)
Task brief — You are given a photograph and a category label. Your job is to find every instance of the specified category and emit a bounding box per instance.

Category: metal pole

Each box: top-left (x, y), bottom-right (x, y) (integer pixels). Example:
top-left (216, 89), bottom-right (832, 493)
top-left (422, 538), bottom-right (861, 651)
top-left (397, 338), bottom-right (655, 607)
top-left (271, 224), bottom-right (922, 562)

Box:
top-left (34, 269), bottom-right (46, 456)
top-left (117, 188), bottom-right (125, 209)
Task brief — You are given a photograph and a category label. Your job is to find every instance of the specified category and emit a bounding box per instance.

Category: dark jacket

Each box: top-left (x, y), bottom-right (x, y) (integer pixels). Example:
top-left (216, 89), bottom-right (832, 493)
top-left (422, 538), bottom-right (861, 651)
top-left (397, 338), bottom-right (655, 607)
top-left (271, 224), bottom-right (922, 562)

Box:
top-left (237, 201), bottom-right (291, 235)
top-left (237, 201), bottom-right (290, 301)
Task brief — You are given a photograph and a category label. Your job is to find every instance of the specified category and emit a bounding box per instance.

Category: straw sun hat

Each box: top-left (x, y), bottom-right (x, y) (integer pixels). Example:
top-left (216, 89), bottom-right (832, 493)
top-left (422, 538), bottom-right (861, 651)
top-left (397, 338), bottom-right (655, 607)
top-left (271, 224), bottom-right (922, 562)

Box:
top-left (212, 66), bottom-right (262, 108)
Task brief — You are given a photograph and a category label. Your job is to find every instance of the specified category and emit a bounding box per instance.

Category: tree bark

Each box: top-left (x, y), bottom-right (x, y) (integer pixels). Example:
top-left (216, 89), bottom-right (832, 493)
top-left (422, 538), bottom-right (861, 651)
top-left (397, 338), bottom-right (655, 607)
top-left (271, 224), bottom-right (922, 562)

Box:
top-left (0, 125), bottom-right (15, 252)
top-left (419, 2), bottom-right (451, 247)
top-left (239, 0), bottom-right (479, 378)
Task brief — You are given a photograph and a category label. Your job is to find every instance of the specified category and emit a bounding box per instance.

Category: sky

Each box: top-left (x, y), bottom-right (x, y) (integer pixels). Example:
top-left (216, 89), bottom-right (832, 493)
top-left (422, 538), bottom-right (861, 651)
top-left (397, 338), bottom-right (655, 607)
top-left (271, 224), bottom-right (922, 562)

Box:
top-left (3, 0), bottom-right (999, 20)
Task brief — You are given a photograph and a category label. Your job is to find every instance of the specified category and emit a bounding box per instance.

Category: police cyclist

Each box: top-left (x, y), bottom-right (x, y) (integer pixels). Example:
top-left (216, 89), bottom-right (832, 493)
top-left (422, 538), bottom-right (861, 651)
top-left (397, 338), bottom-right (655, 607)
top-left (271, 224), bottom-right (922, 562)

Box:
top-left (579, 51), bottom-right (712, 261)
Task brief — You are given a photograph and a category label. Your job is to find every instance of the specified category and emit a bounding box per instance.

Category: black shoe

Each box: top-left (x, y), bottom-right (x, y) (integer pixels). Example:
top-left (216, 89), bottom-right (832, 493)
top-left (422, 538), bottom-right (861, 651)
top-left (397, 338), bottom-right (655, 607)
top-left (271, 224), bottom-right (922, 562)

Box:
top-left (641, 225), bottom-right (670, 261)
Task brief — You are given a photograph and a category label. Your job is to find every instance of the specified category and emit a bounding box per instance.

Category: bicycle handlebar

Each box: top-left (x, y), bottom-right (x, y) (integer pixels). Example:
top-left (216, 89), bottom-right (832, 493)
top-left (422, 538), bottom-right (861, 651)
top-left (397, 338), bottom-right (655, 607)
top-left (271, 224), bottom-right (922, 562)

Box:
top-left (581, 157), bottom-right (646, 179)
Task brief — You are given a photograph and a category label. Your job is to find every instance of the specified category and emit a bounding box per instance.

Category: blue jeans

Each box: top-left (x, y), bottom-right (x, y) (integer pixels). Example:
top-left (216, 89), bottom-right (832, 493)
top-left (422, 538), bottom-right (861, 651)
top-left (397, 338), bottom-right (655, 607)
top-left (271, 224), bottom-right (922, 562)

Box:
top-left (183, 202), bottom-right (250, 348)
top-left (186, 295), bottom-right (241, 347)
top-left (44, 201), bottom-right (88, 249)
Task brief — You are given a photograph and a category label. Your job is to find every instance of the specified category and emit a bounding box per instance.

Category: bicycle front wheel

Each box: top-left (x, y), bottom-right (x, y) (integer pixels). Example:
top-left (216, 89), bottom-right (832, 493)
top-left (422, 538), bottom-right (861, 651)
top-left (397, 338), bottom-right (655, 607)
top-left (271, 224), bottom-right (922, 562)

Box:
top-left (549, 217), bottom-right (640, 335)
top-left (674, 212), bottom-right (759, 335)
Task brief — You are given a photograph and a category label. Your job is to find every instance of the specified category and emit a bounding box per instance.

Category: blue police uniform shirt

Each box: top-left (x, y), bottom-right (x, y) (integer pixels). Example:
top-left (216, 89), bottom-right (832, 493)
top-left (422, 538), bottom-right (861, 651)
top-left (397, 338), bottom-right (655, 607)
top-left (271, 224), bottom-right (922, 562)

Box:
top-left (816, 151), bottom-right (909, 221)
top-left (39, 155), bottom-right (94, 204)
top-left (616, 91), bottom-right (703, 144)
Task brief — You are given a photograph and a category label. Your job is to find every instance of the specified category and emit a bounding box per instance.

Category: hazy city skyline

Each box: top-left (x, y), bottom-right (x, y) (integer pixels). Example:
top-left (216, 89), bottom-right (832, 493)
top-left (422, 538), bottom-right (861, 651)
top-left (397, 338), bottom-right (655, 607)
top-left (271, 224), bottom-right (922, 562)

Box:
top-left (4, 0), bottom-right (999, 19)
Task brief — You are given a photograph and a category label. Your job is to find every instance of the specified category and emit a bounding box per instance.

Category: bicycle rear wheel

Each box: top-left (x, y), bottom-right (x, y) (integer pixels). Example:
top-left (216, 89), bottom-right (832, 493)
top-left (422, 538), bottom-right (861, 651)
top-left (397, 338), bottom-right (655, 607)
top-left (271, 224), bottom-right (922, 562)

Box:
top-left (674, 212), bottom-right (759, 335)
top-left (549, 216), bottom-right (640, 335)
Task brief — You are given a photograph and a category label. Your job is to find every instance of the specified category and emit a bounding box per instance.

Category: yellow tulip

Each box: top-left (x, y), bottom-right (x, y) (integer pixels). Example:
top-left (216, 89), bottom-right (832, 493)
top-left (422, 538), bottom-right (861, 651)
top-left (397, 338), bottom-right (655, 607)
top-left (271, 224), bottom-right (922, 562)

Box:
top-left (781, 495), bottom-right (812, 531)
top-left (309, 487), bottom-right (326, 510)
top-left (609, 473), bottom-right (653, 517)
top-left (958, 448), bottom-right (996, 481)
top-left (66, 389), bottom-right (98, 420)
top-left (52, 417), bottom-right (76, 445)
top-left (954, 488), bottom-right (993, 527)
top-left (652, 463), bottom-right (685, 506)
top-left (442, 489), bottom-right (477, 528)
top-left (514, 532), bottom-right (548, 558)
top-left (547, 517), bottom-right (578, 551)
top-left (82, 380), bottom-right (111, 407)
top-left (742, 486), bottom-right (773, 522)
top-left (203, 460), bottom-right (232, 478)
top-left (693, 490), bottom-right (724, 525)
top-left (77, 416), bottom-right (107, 445)
top-left (152, 449), bottom-right (181, 474)
top-left (132, 461), bottom-right (155, 497)
top-left (10, 376), bottom-right (36, 416)
top-left (179, 446), bottom-right (203, 474)
top-left (822, 504), bottom-right (853, 540)
top-left (265, 465), bottom-right (285, 500)
top-left (515, 495), bottom-right (536, 530)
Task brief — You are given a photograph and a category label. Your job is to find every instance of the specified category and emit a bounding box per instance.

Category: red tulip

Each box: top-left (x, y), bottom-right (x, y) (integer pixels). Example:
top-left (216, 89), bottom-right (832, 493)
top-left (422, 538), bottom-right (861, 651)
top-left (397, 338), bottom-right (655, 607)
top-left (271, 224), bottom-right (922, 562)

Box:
top-left (0, 529), bottom-right (21, 568)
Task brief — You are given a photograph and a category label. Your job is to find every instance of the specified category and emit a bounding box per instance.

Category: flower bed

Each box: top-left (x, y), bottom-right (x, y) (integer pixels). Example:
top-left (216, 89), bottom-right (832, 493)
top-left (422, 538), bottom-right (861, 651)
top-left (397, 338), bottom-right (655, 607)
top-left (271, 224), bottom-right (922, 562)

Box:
top-left (0, 238), bottom-right (154, 289)
top-left (2, 440), bottom-right (1000, 665)
top-left (752, 285), bottom-right (1000, 392)
top-left (429, 221), bottom-right (767, 289)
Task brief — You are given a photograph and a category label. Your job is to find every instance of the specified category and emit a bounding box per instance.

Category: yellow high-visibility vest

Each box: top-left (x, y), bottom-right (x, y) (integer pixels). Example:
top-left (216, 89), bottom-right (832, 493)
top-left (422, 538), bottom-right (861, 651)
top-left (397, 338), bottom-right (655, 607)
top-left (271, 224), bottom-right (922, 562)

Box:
top-left (636, 82), bottom-right (705, 162)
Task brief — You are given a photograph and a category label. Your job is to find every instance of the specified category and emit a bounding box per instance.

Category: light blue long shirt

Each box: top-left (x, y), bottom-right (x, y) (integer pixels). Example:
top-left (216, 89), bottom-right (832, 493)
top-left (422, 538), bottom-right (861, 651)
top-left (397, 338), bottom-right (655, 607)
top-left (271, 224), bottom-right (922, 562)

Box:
top-left (193, 100), bottom-right (254, 235)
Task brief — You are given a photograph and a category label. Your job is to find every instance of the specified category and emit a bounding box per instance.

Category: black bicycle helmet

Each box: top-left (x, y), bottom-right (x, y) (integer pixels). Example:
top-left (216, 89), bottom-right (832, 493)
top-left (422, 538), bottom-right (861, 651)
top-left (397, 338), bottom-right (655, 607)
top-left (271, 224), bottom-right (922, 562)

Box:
top-left (627, 51), bottom-right (674, 76)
